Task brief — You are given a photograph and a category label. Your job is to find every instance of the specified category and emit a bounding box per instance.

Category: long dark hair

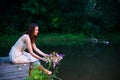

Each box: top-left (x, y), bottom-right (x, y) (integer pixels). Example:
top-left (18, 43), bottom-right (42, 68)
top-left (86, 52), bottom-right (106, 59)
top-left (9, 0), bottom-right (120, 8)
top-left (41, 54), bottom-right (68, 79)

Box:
top-left (24, 23), bottom-right (39, 44)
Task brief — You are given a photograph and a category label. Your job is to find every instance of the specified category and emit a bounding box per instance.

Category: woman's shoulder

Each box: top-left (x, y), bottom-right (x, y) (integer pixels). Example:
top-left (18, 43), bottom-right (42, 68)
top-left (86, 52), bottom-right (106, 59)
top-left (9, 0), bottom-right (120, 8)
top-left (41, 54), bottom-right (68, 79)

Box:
top-left (23, 34), bottom-right (29, 37)
top-left (21, 34), bottom-right (30, 39)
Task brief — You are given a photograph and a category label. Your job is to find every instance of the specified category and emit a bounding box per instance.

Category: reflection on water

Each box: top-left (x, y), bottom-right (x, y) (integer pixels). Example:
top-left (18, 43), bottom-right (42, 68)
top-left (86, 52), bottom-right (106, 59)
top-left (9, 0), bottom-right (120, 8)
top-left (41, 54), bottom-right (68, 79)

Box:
top-left (1, 42), bottom-right (120, 80)
top-left (40, 42), bottom-right (120, 80)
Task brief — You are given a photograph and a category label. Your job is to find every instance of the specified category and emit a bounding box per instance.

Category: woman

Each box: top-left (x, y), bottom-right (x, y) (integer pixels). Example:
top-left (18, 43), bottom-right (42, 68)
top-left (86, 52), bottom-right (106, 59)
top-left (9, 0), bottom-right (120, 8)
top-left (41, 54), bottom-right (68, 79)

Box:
top-left (9, 23), bottom-right (52, 75)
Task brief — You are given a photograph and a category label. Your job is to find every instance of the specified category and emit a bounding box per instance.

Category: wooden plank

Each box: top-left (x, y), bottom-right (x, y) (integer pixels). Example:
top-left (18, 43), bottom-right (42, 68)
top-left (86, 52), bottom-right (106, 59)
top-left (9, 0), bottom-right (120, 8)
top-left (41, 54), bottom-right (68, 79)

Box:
top-left (0, 72), bottom-right (28, 80)
top-left (0, 57), bottom-right (30, 80)
top-left (0, 64), bottom-right (29, 71)
top-left (0, 57), bottom-right (10, 63)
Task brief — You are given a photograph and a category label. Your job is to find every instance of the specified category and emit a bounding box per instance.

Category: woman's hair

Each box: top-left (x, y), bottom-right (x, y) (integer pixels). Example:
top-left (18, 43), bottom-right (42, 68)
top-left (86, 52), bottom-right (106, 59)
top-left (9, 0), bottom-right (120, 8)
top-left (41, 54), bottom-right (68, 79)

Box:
top-left (24, 23), bottom-right (39, 44)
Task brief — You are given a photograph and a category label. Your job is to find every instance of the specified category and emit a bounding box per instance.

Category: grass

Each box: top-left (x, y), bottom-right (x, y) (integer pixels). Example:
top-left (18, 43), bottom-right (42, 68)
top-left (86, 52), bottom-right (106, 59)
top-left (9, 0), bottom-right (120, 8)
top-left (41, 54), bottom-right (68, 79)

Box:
top-left (36, 33), bottom-right (87, 46)
top-left (0, 34), bottom-right (20, 48)
top-left (0, 33), bottom-right (87, 48)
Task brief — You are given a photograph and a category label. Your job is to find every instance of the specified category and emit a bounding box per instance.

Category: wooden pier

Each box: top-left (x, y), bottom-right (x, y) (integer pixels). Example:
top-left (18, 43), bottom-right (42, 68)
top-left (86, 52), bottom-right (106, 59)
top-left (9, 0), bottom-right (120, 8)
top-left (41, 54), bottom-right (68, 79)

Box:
top-left (0, 57), bottom-right (30, 80)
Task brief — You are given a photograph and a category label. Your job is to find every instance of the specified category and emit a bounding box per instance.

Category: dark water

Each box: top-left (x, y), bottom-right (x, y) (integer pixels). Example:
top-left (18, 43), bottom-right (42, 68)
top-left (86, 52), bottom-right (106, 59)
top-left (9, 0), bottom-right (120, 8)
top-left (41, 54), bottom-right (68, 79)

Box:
top-left (40, 42), bottom-right (120, 80)
top-left (1, 41), bottom-right (120, 80)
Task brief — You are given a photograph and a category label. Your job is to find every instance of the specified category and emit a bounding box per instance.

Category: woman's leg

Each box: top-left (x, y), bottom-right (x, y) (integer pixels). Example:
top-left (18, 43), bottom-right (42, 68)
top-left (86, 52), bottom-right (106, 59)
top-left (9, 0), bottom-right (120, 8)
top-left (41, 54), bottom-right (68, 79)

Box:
top-left (29, 62), bottom-right (34, 76)
top-left (38, 65), bottom-right (52, 75)
top-left (29, 60), bottom-right (52, 76)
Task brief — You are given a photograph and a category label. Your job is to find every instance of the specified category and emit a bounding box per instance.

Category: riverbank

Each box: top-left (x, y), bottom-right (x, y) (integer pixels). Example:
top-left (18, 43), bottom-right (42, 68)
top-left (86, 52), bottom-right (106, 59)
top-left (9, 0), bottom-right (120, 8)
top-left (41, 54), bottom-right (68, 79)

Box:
top-left (0, 33), bottom-right (87, 48)
top-left (0, 33), bottom-right (120, 56)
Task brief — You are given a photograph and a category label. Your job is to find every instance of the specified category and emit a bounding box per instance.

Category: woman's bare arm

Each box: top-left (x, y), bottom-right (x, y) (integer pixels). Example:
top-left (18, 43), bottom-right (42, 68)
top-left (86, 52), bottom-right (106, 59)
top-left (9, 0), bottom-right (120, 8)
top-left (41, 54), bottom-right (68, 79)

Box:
top-left (24, 35), bottom-right (45, 60)
top-left (32, 43), bottom-right (48, 57)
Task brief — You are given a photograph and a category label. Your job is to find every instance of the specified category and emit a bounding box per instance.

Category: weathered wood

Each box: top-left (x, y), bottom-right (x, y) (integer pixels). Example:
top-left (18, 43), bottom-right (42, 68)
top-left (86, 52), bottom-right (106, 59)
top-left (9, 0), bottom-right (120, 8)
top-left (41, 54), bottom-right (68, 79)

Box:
top-left (0, 57), bottom-right (30, 80)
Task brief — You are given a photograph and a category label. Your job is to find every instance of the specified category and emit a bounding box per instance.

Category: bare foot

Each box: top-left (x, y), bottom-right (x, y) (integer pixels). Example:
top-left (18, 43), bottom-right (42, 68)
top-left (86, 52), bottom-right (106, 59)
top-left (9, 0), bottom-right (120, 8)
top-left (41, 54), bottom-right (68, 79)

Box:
top-left (38, 65), bottom-right (52, 75)
top-left (44, 69), bottom-right (52, 75)
top-left (46, 70), bottom-right (52, 75)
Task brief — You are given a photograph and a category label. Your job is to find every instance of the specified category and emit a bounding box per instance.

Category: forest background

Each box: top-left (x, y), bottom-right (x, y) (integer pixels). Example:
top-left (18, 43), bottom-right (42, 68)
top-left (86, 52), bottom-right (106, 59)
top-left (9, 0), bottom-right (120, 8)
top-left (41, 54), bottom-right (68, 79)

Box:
top-left (0, 0), bottom-right (120, 56)
top-left (0, 0), bottom-right (120, 35)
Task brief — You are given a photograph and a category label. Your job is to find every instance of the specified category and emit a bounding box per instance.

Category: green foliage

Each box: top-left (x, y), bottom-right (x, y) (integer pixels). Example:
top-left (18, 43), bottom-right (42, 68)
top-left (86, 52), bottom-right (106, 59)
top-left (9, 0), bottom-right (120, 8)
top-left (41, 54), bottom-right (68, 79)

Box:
top-left (27, 65), bottom-right (49, 80)
top-left (36, 33), bottom-right (87, 46)
top-left (0, 0), bottom-right (119, 35)
top-left (21, 0), bottom-right (43, 15)
top-left (51, 17), bottom-right (59, 28)
top-left (83, 22), bottom-right (100, 37)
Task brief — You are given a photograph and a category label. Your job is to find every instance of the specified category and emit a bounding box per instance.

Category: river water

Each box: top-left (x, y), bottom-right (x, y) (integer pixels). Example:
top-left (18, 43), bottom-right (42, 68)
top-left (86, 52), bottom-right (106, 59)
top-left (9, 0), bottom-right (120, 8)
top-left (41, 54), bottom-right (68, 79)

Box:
top-left (40, 41), bottom-right (120, 80)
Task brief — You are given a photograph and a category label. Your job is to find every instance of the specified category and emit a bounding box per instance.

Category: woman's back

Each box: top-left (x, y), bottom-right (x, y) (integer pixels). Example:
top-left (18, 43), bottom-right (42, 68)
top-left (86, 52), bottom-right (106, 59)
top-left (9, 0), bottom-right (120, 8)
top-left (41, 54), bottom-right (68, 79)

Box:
top-left (13, 34), bottom-right (28, 52)
top-left (9, 34), bottom-right (38, 63)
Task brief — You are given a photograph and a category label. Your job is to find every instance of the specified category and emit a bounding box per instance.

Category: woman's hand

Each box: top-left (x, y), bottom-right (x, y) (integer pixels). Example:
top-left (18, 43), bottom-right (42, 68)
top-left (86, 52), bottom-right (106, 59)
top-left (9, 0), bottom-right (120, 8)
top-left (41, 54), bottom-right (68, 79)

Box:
top-left (44, 54), bottom-right (49, 58)
top-left (41, 57), bottom-right (48, 62)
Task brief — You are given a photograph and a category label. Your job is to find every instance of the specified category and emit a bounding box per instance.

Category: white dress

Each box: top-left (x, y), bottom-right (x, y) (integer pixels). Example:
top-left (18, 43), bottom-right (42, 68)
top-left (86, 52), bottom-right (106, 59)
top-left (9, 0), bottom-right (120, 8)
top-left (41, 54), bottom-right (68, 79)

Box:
top-left (9, 34), bottom-right (39, 64)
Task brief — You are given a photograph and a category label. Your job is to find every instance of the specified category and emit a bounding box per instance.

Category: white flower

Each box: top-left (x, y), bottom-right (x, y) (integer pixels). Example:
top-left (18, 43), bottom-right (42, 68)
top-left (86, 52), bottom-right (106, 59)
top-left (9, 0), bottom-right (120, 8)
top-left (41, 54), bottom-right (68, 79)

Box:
top-left (18, 68), bottom-right (22, 70)
top-left (24, 64), bottom-right (26, 66)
